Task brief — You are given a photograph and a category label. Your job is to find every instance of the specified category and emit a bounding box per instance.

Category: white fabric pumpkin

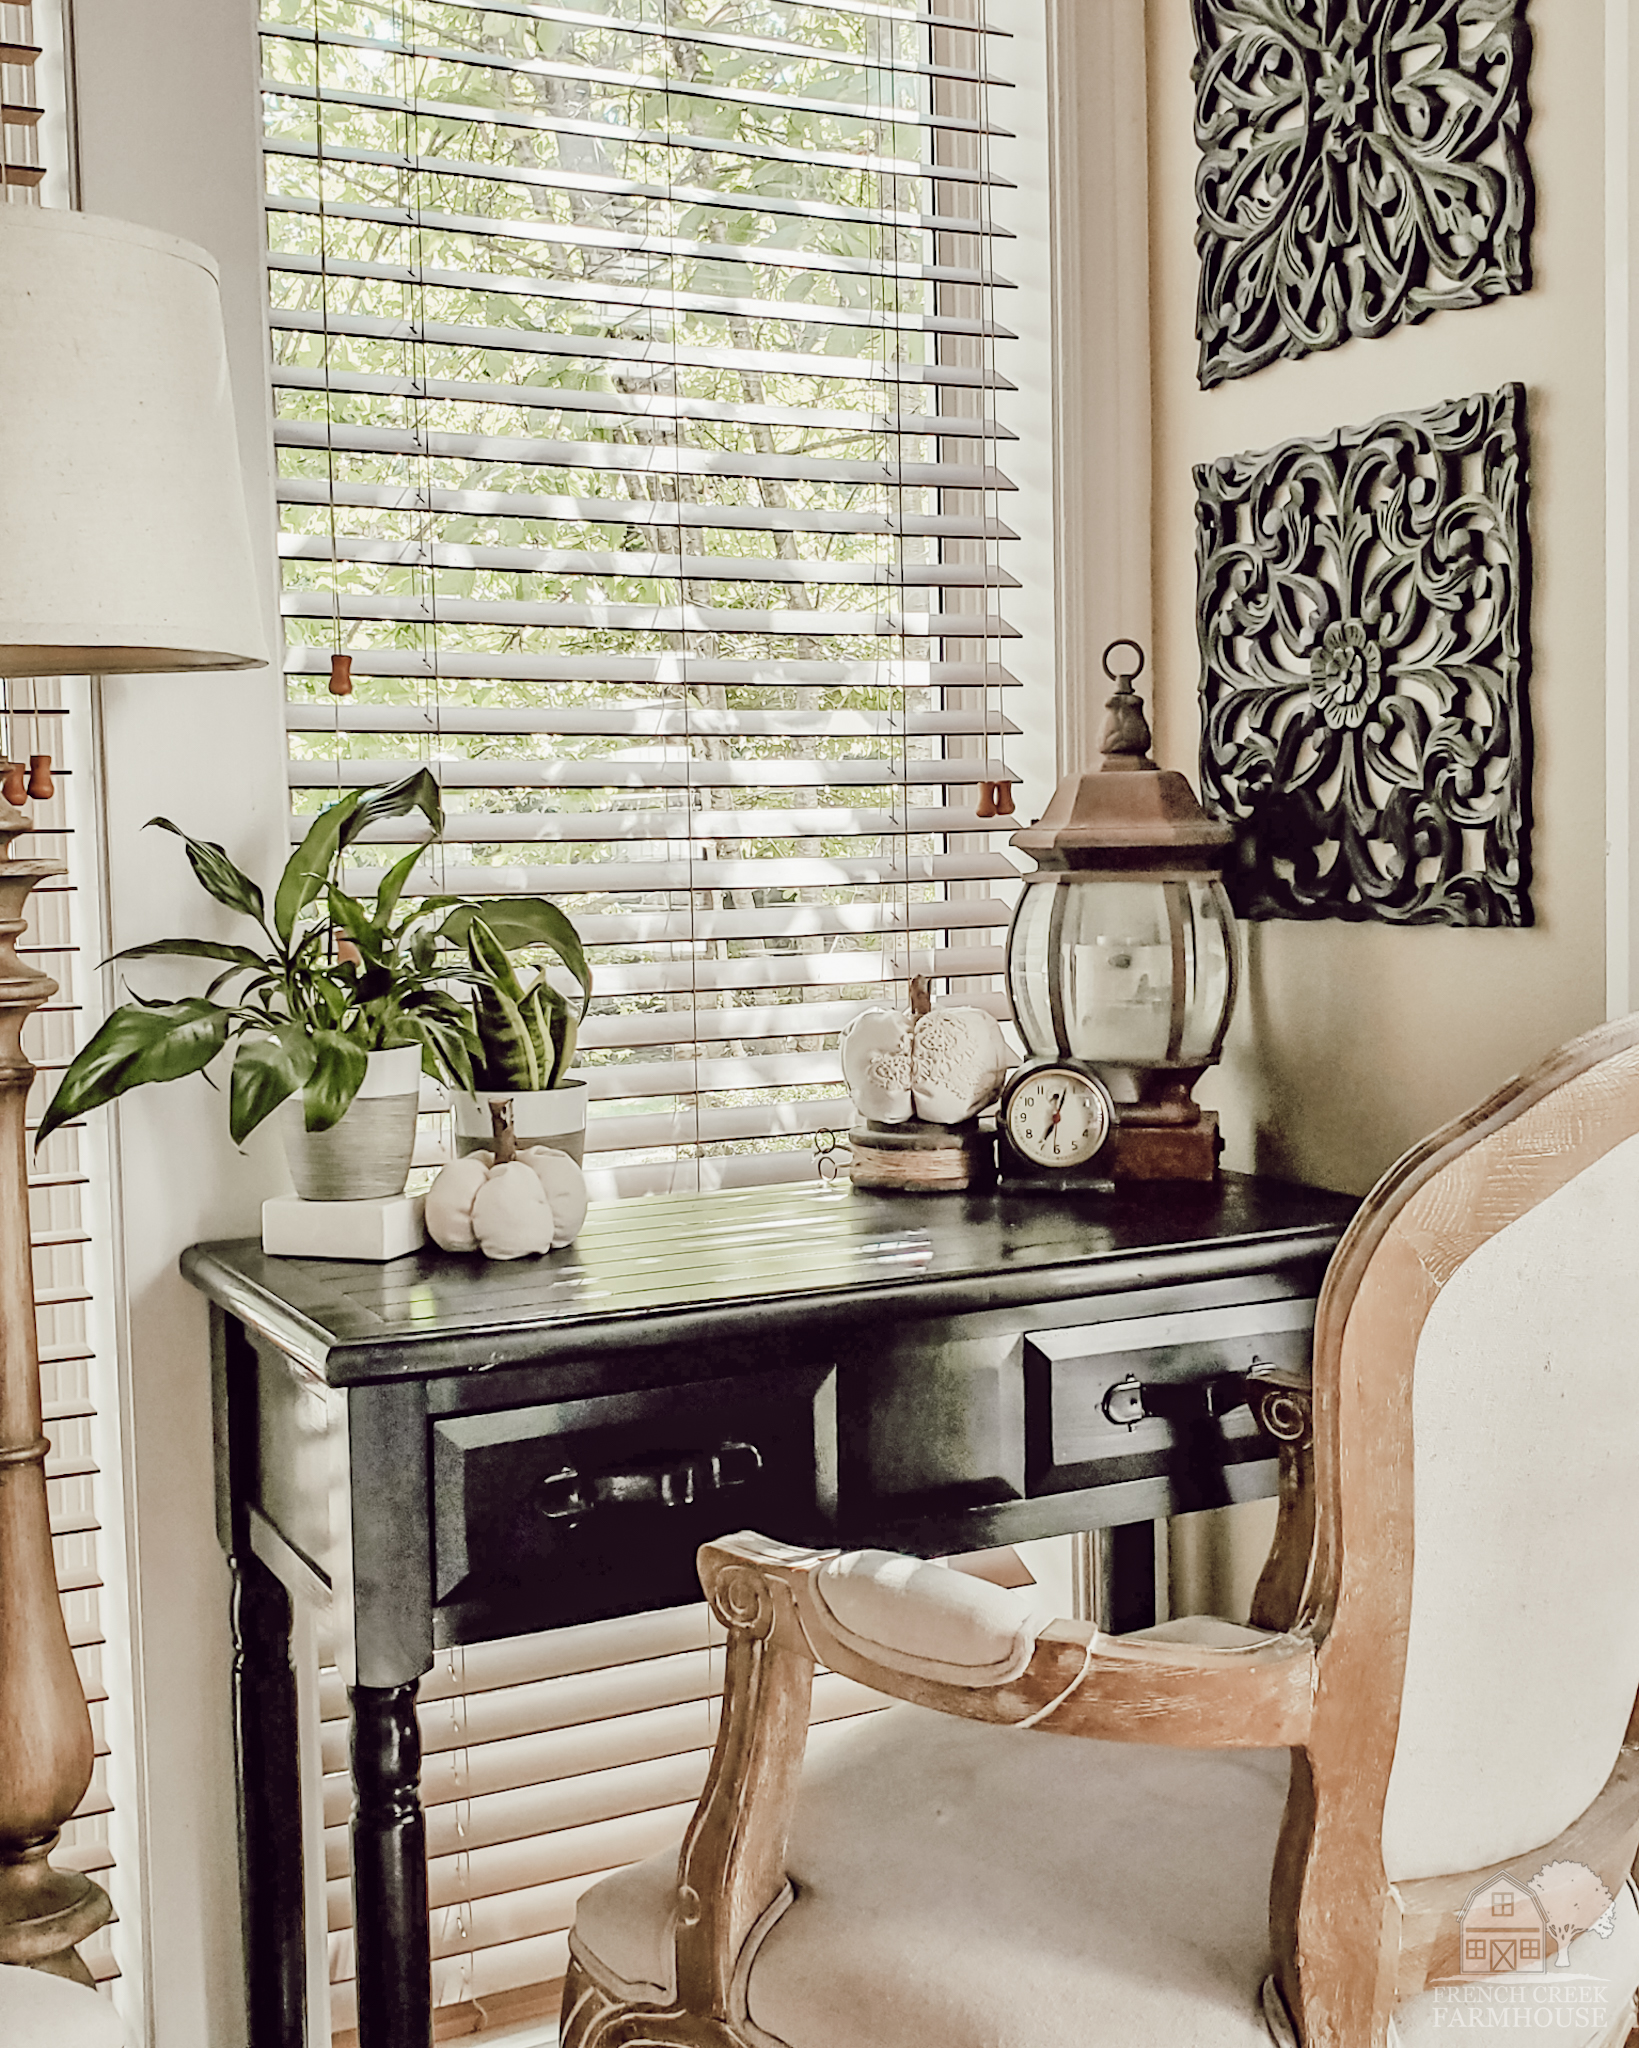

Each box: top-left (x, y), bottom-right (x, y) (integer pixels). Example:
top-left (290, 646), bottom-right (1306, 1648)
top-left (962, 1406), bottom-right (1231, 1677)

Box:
top-left (426, 1143), bottom-right (589, 1259)
top-left (840, 1002), bottom-right (1010, 1125)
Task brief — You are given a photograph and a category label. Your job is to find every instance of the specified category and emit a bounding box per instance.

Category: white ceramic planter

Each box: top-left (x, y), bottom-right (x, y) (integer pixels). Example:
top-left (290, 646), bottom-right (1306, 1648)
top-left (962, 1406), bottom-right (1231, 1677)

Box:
top-left (279, 1043), bottom-right (422, 1202)
top-left (451, 1078), bottom-right (588, 1165)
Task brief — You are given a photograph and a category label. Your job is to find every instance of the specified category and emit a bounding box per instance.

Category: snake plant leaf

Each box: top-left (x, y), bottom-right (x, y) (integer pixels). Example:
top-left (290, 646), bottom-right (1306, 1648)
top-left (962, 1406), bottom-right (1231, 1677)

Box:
top-left (300, 1029), bottom-right (371, 1134)
top-left (440, 899), bottom-right (592, 1014)
top-left (35, 997), bottom-right (231, 1149)
top-left (229, 1026), bottom-right (318, 1145)
top-left (464, 916), bottom-right (526, 1005)
top-left (144, 820), bottom-right (267, 929)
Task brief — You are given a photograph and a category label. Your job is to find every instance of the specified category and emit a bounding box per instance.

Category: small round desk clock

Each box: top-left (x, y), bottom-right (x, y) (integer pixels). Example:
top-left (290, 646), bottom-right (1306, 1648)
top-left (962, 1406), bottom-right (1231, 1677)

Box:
top-left (997, 1060), bottom-right (1117, 1189)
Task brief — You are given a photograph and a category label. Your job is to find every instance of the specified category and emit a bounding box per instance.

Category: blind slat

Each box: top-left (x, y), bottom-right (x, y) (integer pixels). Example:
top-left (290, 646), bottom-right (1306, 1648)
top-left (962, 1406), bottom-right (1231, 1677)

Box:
top-left (289, 760), bottom-right (1016, 793)
top-left (268, 306), bottom-right (1017, 392)
top-left (268, 195), bottom-right (1010, 293)
top-left (265, 138), bottom-right (1011, 240)
top-left (287, 706), bottom-right (1021, 739)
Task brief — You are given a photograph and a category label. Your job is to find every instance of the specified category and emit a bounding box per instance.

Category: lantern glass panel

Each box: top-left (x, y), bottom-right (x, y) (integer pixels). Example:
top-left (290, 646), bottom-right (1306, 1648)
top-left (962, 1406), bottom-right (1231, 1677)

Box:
top-left (1007, 876), bottom-right (1236, 1067)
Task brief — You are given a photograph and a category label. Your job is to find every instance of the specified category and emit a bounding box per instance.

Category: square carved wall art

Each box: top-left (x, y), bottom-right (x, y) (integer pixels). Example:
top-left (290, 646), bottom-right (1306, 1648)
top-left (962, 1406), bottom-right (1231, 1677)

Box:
top-left (1195, 385), bottom-right (1530, 927)
top-left (1193, 0), bottom-right (1533, 387)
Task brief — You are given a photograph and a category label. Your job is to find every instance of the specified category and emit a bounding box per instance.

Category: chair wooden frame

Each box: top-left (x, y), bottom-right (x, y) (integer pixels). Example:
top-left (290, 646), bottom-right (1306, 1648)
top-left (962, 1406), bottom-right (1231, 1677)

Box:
top-left (562, 1018), bottom-right (1639, 2048)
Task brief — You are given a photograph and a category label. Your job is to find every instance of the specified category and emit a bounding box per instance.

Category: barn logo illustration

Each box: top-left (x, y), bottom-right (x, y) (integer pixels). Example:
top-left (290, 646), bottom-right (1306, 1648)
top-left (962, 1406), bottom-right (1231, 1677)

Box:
top-left (1455, 1864), bottom-right (1616, 1979)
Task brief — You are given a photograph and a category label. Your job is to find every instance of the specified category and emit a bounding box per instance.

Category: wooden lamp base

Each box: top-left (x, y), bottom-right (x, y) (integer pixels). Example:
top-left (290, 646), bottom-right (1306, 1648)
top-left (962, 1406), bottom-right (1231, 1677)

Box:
top-left (1109, 1110), bottom-right (1221, 1183)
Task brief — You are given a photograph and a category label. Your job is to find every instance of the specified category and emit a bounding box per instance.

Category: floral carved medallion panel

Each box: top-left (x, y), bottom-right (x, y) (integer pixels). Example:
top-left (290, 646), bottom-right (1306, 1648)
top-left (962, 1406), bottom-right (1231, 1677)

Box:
top-left (1193, 0), bottom-right (1533, 388)
top-left (1195, 385), bottom-right (1530, 926)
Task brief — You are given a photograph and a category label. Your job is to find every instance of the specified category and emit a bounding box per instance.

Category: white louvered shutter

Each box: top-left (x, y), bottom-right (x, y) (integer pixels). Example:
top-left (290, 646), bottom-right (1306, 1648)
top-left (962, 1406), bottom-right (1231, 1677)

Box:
top-left (5, 2), bottom-right (129, 2001)
top-left (1, 0), bottom-right (44, 198)
top-left (261, 0), bottom-right (1029, 1197)
top-left (25, 675), bottom-right (127, 1995)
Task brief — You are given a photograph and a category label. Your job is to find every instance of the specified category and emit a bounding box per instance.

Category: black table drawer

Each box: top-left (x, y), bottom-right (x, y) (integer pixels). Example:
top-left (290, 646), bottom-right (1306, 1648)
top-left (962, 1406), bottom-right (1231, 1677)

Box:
top-left (430, 1365), bottom-right (828, 1643)
top-left (1025, 1295), bottom-right (1315, 1513)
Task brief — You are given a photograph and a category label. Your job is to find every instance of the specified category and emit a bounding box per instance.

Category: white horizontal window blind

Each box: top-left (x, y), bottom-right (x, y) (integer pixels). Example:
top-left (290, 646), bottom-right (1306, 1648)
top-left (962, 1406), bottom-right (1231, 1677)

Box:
top-left (317, 1608), bottom-right (885, 2038)
top-left (261, 0), bottom-right (1025, 1196)
top-left (1, 0), bottom-right (44, 198)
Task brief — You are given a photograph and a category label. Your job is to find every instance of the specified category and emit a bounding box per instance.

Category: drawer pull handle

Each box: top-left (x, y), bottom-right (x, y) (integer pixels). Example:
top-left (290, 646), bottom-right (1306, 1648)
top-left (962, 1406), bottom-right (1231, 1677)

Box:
top-left (535, 1441), bottom-right (764, 1525)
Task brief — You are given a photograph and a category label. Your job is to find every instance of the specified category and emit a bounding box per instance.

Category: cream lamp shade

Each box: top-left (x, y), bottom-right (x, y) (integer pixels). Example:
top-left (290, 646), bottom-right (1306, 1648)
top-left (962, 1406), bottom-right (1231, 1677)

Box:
top-left (0, 205), bottom-right (267, 676)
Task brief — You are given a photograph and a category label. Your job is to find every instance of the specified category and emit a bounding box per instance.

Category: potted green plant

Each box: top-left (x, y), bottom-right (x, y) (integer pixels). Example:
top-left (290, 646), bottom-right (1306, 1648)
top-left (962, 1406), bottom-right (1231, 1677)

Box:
top-left (443, 910), bottom-right (592, 1164)
top-left (38, 770), bottom-right (593, 1201)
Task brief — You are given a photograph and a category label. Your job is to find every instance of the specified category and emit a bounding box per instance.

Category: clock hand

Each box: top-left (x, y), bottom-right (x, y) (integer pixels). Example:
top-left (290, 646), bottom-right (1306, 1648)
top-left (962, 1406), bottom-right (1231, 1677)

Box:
top-left (1048, 1088), bottom-right (1066, 1127)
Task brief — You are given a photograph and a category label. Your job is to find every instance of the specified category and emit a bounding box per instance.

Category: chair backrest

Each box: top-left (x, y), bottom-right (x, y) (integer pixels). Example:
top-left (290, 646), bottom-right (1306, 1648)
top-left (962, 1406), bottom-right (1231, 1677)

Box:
top-left (1301, 1020), bottom-right (1639, 1918)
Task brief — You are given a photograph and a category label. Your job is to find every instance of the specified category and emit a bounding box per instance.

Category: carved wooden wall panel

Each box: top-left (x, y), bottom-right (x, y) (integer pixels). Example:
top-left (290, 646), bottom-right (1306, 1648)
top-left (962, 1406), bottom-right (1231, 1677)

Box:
top-left (1195, 385), bottom-right (1531, 927)
top-left (1193, 0), bottom-right (1534, 388)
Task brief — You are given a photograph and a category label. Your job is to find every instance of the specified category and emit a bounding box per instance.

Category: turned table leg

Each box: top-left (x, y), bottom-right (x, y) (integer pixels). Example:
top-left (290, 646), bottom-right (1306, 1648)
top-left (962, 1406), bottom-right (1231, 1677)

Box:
top-left (232, 1548), bottom-right (307, 2048)
top-left (350, 1681), bottom-right (431, 2048)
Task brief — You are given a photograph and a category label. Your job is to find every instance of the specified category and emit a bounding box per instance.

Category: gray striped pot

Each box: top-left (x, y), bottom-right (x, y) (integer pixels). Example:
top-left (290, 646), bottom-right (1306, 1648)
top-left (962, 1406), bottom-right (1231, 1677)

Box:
top-left (279, 1044), bottom-right (421, 1202)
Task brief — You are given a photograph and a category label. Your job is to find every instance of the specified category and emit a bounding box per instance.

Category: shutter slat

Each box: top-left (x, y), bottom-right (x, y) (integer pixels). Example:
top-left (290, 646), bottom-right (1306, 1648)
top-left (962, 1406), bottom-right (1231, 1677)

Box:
top-left (325, 809), bottom-right (1020, 846)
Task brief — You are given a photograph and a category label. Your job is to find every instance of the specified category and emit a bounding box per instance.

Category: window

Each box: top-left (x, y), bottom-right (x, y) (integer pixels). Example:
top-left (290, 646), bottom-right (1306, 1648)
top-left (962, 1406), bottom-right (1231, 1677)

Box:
top-left (261, 0), bottom-right (1036, 1199)
top-left (259, 0), bottom-right (1046, 2034)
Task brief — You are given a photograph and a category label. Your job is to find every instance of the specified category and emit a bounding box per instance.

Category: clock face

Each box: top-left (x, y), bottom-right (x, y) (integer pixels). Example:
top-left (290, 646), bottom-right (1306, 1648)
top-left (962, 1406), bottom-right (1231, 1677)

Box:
top-left (1004, 1067), bottom-right (1113, 1170)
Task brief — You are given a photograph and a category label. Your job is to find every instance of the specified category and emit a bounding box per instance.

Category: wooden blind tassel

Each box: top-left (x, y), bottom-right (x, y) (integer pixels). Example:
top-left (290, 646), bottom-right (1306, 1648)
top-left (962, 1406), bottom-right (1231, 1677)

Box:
top-left (974, 780), bottom-right (996, 819)
top-left (994, 779), bottom-right (1015, 815)
top-left (26, 757), bottom-right (52, 803)
top-left (328, 653), bottom-right (354, 698)
top-left (0, 763), bottom-right (26, 808)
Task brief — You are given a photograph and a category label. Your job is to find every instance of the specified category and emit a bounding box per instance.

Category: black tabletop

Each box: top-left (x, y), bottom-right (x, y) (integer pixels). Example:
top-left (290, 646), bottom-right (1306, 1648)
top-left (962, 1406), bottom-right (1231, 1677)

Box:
top-left (182, 1173), bottom-right (1359, 1387)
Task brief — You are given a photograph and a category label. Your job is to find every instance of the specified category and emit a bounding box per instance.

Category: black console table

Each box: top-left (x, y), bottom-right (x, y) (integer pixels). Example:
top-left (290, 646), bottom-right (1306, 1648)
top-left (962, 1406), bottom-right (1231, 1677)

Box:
top-left (184, 1173), bottom-right (1357, 2048)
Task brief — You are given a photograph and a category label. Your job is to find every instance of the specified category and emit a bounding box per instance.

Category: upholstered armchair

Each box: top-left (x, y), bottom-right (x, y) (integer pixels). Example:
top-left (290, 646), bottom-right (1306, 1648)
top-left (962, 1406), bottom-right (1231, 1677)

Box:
top-left (563, 1018), bottom-right (1639, 2048)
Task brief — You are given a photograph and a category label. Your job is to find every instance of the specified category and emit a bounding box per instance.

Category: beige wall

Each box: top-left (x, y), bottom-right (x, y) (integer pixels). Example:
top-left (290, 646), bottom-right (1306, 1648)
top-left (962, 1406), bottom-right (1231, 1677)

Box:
top-left (1144, 0), bottom-right (1609, 1201)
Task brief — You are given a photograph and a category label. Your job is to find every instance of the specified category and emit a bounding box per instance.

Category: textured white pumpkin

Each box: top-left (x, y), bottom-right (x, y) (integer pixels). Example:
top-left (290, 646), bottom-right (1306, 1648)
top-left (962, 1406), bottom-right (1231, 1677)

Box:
top-left (840, 1003), bottom-right (1010, 1126)
top-left (426, 1143), bottom-right (589, 1259)
top-left (838, 1007), bottom-right (915, 1121)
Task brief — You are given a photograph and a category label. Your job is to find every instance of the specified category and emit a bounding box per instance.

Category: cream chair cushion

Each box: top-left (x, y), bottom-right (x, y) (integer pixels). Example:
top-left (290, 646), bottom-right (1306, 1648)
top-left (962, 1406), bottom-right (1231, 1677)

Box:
top-left (0, 1966), bottom-right (129, 2048)
top-left (1382, 1131), bottom-right (1639, 1880)
top-left (573, 1705), bottom-right (1639, 2048)
top-left (805, 1551), bottom-right (1034, 1686)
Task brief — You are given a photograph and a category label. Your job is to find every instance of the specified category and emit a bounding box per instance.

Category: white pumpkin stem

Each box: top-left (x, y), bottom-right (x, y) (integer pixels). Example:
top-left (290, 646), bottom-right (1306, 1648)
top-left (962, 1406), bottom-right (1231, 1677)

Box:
top-left (489, 1098), bottom-right (517, 1164)
top-left (909, 974), bottom-right (932, 1018)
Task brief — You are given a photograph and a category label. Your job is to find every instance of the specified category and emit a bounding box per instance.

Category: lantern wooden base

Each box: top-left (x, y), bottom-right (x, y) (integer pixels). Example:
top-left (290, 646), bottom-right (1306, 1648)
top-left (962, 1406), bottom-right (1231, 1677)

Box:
top-left (1109, 1111), bottom-right (1221, 1183)
top-left (849, 1119), bottom-right (995, 1193)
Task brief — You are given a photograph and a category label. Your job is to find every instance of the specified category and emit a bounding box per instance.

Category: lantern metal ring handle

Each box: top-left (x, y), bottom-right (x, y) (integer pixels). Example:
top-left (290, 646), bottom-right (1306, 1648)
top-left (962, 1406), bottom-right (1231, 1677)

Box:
top-left (1101, 638), bottom-right (1146, 685)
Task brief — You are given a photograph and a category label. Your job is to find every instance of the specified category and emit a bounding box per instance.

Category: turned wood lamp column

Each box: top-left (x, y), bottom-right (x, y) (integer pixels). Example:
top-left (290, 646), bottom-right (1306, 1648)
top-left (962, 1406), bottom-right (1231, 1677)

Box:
top-left (0, 205), bottom-right (267, 1980)
top-left (0, 800), bottom-right (105, 1979)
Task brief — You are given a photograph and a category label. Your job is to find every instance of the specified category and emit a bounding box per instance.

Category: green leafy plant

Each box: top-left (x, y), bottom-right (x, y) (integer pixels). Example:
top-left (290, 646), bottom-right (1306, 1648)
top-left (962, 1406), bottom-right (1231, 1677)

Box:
top-left (37, 771), bottom-right (593, 1150)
